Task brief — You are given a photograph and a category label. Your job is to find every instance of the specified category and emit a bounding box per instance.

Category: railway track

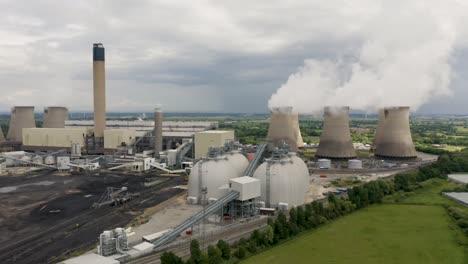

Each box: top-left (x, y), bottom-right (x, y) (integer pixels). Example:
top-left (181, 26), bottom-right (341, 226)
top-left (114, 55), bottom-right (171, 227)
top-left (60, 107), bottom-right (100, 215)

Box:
top-left (0, 176), bottom-right (184, 264)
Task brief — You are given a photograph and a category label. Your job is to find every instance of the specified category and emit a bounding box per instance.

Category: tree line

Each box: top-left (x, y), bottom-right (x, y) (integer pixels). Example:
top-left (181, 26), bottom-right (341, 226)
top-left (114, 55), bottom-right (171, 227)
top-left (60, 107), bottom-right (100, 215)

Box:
top-left (160, 149), bottom-right (468, 264)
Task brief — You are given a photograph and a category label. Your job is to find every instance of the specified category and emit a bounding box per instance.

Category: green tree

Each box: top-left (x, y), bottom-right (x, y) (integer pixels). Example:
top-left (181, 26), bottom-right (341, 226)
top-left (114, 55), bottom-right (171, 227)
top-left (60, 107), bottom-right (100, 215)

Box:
top-left (160, 251), bottom-right (183, 264)
top-left (189, 239), bottom-right (203, 264)
top-left (296, 206), bottom-right (305, 229)
top-left (264, 225), bottom-right (274, 245)
top-left (207, 245), bottom-right (222, 264)
top-left (235, 246), bottom-right (246, 259)
top-left (216, 240), bottom-right (231, 260)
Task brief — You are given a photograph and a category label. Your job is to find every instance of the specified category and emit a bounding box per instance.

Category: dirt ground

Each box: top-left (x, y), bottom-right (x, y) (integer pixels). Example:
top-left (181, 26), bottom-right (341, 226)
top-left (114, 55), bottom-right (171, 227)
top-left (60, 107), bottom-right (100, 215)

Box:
top-left (0, 169), bottom-right (184, 264)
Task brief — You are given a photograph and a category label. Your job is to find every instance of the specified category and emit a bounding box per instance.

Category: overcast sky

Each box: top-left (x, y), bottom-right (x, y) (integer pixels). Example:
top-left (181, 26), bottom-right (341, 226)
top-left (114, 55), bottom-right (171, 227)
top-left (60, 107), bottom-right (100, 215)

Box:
top-left (1, 0), bottom-right (467, 114)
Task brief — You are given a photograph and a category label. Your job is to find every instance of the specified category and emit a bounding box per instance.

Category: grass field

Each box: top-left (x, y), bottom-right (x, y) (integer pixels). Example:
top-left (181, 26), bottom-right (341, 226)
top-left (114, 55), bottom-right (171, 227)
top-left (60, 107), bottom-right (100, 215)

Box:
top-left (243, 179), bottom-right (468, 264)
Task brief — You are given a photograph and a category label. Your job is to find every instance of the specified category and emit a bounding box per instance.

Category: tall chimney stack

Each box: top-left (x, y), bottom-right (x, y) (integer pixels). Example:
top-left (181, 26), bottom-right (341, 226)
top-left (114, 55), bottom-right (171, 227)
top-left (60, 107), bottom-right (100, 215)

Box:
top-left (154, 106), bottom-right (163, 158)
top-left (93, 43), bottom-right (106, 138)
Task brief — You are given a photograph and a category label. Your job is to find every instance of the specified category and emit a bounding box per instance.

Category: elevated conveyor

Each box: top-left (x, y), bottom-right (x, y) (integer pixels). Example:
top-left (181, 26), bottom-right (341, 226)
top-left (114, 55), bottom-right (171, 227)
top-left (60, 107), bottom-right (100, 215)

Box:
top-left (243, 143), bottom-right (267, 176)
top-left (152, 191), bottom-right (240, 248)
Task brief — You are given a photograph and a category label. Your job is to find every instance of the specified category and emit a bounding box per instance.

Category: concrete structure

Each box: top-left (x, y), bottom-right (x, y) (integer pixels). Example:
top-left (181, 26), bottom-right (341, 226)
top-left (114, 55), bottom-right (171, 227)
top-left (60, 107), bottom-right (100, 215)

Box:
top-left (194, 130), bottom-right (234, 159)
top-left (442, 192), bottom-right (468, 207)
top-left (448, 174), bottom-right (468, 184)
top-left (154, 107), bottom-right (163, 158)
top-left (316, 106), bottom-right (356, 159)
top-left (253, 150), bottom-right (309, 208)
top-left (22, 128), bottom-right (90, 151)
top-left (374, 107), bottom-right (416, 158)
top-left (0, 126), bottom-right (5, 144)
top-left (229, 177), bottom-right (261, 201)
top-left (93, 43), bottom-right (106, 138)
top-left (43, 106), bottom-right (68, 128)
top-left (59, 253), bottom-right (119, 264)
top-left (7, 106), bottom-right (36, 142)
top-left (223, 149), bottom-right (249, 176)
top-left (371, 109), bottom-right (385, 150)
top-left (266, 107), bottom-right (302, 151)
top-left (104, 129), bottom-right (136, 150)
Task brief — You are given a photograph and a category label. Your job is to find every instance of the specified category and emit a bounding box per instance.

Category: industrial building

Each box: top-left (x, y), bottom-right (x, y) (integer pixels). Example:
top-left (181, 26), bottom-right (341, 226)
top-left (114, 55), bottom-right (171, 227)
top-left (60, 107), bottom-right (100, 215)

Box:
top-left (7, 106), bottom-right (36, 143)
top-left (316, 106), bottom-right (356, 159)
top-left (194, 130), bottom-right (235, 159)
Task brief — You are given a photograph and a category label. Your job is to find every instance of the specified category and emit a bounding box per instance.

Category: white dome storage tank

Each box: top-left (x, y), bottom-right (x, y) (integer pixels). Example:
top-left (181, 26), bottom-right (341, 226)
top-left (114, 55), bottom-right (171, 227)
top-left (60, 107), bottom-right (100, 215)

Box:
top-left (223, 150), bottom-right (249, 176)
top-left (253, 150), bottom-right (309, 208)
top-left (188, 148), bottom-right (239, 202)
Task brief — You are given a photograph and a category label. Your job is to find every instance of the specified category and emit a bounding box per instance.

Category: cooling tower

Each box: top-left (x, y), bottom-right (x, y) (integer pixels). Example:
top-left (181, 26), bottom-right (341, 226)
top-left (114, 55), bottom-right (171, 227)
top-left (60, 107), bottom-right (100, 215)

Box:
top-left (43, 106), bottom-right (68, 128)
top-left (374, 107), bottom-right (416, 158)
top-left (266, 107), bottom-right (302, 151)
top-left (371, 109), bottom-right (385, 151)
top-left (0, 126), bottom-right (5, 144)
top-left (316, 106), bottom-right (356, 159)
top-left (93, 43), bottom-right (106, 138)
top-left (292, 112), bottom-right (304, 147)
top-left (7, 106), bottom-right (36, 142)
top-left (154, 106), bottom-right (163, 158)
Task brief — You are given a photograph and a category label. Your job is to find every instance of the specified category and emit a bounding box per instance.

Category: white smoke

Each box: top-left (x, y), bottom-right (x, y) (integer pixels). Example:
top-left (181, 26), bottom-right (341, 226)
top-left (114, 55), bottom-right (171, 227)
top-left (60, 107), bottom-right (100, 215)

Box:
top-left (268, 2), bottom-right (458, 113)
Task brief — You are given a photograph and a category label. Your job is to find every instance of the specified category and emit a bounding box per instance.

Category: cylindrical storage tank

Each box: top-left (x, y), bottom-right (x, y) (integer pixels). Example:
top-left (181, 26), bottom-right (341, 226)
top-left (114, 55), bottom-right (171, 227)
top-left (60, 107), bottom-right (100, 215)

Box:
top-left (253, 151), bottom-right (309, 208)
top-left (7, 106), bottom-right (36, 142)
top-left (167, 149), bottom-right (178, 166)
top-left (318, 159), bottom-right (331, 169)
top-left (43, 106), bottom-right (69, 128)
top-left (188, 151), bottom-right (239, 202)
top-left (266, 107), bottom-right (302, 151)
top-left (44, 155), bottom-right (56, 165)
top-left (374, 107), bottom-right (417, 158)
top-left (316, 106), bottom-right (356, 159)
top-left (348, 159), bottom-right (362, 169)
top-left (223, 150), bottom-right (249, 176)
top-left (33, 156), bottom-right (44, 164)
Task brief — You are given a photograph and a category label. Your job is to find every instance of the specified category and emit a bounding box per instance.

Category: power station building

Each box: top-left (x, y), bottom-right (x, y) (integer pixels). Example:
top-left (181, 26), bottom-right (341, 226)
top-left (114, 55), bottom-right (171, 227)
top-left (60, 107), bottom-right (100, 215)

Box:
top-left (194, 130), bottom-right (235, 159)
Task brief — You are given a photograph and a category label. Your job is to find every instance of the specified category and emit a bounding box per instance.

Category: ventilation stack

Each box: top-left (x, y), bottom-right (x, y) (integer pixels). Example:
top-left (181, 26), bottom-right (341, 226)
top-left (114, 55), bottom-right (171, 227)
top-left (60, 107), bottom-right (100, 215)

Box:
top-left (154, 106), bottom-right (163, 158)
top-left (93, 43), bottom-right (106, 139)
top-left (7, 106), bottom-right (36, 142)
top-left (43, 106), bottom-right (69, 128)
top-left (316, 106), bottom-right (356, 159)
top-left (266, 107), bottom-right (302, 151)
top-left (374, 106), bottom-right (416, 159)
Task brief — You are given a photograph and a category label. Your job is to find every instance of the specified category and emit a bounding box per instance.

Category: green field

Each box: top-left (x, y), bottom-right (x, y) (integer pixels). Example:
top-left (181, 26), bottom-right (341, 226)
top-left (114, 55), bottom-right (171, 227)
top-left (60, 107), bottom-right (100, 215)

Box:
top-left (243, 179), bottom-right (468, 264)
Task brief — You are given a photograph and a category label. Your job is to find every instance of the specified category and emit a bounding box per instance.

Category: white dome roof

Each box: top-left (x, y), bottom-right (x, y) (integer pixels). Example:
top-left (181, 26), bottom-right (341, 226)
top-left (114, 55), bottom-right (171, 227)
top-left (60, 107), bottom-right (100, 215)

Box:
top-left (223, 151), bottom-right (249, 176)
top-left (188, 157), bottom-right (239, 200)
top-left (253, 153), bottom-right (309, 208)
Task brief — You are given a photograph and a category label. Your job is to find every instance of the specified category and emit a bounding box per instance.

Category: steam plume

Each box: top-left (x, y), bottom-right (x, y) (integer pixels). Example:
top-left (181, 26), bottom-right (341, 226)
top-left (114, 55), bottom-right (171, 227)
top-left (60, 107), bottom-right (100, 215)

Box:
top-left (269, 3), bottom-right (457, 113)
